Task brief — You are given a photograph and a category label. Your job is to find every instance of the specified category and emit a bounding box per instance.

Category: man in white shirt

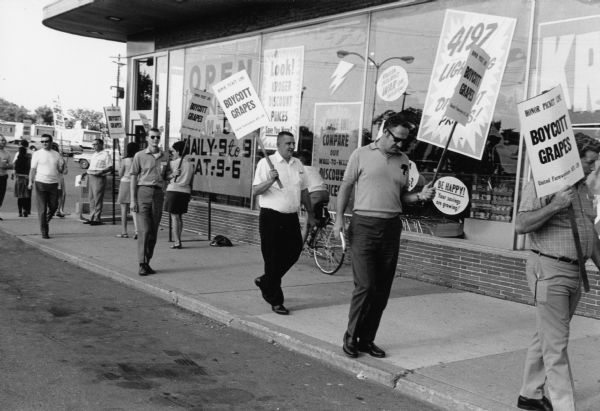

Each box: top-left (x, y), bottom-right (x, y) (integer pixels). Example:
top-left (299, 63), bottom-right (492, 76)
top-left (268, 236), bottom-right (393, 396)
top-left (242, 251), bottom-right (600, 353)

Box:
top-left (83, 139), bottom-right (113, 225)
top-left (28, 134), bottom-right (65, 238)
top-left (252, 131), bottom-right (315, 315)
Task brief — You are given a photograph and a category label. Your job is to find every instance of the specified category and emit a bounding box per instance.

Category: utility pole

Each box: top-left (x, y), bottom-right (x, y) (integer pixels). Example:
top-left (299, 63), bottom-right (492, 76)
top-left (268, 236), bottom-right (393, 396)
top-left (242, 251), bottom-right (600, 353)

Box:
top-left (110, 54), bottom-right (126, 107)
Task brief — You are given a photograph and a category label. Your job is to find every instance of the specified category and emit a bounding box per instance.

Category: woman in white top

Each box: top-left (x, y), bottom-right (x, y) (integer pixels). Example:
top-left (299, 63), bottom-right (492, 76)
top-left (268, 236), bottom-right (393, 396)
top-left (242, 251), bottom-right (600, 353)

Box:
top-left (116, 142), bottom-right (139, 238)
top-left (165, 140), bottom-right (194, 249)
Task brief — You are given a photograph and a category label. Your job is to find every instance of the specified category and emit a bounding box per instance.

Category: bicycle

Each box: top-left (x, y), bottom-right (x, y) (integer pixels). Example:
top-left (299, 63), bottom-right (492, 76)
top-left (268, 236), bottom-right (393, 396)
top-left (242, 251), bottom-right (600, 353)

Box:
top-left (304, 206), bottom-right (346, 275)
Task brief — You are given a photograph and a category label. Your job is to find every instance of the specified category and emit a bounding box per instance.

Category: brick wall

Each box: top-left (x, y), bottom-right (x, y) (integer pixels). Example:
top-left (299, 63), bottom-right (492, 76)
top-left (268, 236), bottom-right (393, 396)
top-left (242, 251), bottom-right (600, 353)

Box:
top-left (155, 0), bottom-right (405, 49)
top-left (164, 200), bottom-right (600, 319)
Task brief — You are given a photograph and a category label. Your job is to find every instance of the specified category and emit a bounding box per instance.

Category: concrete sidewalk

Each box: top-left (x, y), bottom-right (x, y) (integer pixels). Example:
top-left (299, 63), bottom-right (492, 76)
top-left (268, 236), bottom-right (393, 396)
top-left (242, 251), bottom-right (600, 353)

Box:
top-left (2, 212), bottom-right (600, 410)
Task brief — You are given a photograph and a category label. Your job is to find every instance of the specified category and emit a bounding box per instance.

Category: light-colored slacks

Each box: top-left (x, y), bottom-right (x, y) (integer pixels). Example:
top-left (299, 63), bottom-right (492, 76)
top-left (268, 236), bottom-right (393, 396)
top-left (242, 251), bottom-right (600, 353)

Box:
top-left (520, 252), bottom-right (582, 411)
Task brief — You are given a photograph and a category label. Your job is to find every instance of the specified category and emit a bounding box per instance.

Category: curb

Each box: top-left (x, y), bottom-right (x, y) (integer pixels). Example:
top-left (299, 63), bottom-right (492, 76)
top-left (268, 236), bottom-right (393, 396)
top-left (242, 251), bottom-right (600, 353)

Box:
top-left (15, 232), bottom-right (513, 411)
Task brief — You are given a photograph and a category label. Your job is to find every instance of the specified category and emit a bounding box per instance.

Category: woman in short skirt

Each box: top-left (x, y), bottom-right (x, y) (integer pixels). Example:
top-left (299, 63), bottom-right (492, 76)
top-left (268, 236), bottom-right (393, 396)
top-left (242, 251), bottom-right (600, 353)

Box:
top-left (116, 142), bottom-right (139, 238)
top-left (164, 140), bottom-right (194, 249)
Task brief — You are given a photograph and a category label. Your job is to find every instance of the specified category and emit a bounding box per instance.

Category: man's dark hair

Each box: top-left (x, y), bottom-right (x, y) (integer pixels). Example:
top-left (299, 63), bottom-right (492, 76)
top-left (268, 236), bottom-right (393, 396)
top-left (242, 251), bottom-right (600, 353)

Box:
top-left (277, 131), bottom-right (294, 143)
top-left (384, 112), bottom-right (416, 132)
top-left (150, 127), bottom-right (161, 133)
top-left (172, 140), bottom-right (188, 156)
top-left (574, 132), bottom-right (600, 156)
top-left (94, 138), bottom-right (104, 145)
top-left (41, 134), bottom-right (53, 142)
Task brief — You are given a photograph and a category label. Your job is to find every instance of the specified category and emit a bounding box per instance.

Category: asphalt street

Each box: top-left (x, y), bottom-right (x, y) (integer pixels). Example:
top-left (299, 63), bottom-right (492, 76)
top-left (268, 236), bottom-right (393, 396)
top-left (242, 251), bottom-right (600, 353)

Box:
top-left (0, 229), bottom-right (440, 411)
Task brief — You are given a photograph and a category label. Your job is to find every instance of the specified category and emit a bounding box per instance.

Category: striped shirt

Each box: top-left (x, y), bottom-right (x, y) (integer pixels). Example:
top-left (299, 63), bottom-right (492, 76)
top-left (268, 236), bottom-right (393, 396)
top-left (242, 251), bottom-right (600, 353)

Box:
top-left (519, 180), bottom-right (596, 260)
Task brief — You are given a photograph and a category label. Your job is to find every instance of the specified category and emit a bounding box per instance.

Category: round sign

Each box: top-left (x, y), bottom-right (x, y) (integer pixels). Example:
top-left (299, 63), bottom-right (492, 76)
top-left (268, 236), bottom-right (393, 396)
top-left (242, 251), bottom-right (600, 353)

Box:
top-left (376, 65), bottom-right (409, 102)
top-left (408, 160), bottom-right (420, 191)
top-left (432, 176), bottom-right (469, 215)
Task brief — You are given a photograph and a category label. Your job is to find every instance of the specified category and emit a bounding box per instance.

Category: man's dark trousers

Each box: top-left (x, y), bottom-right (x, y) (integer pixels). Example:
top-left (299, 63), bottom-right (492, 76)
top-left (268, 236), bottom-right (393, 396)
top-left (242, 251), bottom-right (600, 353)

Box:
top-left (258, 207), bottom-right (303, 306)
top-left (34, 182), bottom-right (59, 236)
top-left (0, 175), bottom-right (7, 208)
top-left (346, 215), bottom-right (401, 343)
top-left (136, 185), bottom-right (164, 264)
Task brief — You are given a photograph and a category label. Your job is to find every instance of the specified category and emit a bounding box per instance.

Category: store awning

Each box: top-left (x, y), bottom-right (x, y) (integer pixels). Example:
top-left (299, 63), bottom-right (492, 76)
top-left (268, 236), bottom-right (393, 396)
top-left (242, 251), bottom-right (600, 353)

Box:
top-left (42, 0), bottom-right (276, 43)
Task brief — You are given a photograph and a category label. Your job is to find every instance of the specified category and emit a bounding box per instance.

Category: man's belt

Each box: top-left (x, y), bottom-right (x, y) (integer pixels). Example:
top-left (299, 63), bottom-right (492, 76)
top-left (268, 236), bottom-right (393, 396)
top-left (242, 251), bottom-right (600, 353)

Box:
top-left (531, 249), bottom-right (578, 265)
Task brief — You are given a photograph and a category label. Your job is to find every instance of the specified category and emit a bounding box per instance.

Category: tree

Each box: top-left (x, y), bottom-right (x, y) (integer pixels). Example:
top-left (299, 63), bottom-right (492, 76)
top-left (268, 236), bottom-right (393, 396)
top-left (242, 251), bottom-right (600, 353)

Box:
top-left (34, 105), bottom-right (54, 125)
top-left (67, 108), bottom-right (105, 131)
top-left (0, 97), bottom-right (31, 122)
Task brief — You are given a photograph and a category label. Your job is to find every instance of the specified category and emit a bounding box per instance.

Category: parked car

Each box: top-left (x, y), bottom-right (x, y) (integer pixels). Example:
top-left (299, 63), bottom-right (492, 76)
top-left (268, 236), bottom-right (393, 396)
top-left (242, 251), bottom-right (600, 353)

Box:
top-left (73, 150), bottom-right (120, 169)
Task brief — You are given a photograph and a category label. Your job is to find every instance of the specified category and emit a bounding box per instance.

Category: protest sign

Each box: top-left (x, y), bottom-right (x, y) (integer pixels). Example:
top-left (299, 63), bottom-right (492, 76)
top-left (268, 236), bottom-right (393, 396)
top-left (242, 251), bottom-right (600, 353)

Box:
top-left (103, 106), bottom-right (125, 140)
top-left (181, 89), bottom-right (213, 137)
top-left (417, 10), bottom-right (516, 160)
top-left (408, 160), bottom-right (420, 191)
top-left (518, 85), bottom-right (583, 198)
top-left (433, 176), bottom-right (469, 215)
top-left (212, 69), bottom-right (269, 139)
top-left (445, 45), bottom-right (490, 126)
top-left (261, 46), bottom-right (304, 150)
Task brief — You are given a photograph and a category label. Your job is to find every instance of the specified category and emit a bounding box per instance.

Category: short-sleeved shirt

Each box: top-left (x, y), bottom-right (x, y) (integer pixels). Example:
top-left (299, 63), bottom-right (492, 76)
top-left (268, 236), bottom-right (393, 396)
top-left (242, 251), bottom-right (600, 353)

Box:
top-left (304, 165), bottom-right (327, 193)
top-left (88, 150), bottom-right (112, 175)
top-left (253, 151), bottom-right (307, 213)
top-left (130, 148), bottom-right (169, 187)
top-left (343, 143), bottom-right (410, 218)
top-left (166, 159), bottom-right (194, 194)
top-left (519, 179), bottom-right (596, 260)
top-left (31, 149), bottom-right (61, 184)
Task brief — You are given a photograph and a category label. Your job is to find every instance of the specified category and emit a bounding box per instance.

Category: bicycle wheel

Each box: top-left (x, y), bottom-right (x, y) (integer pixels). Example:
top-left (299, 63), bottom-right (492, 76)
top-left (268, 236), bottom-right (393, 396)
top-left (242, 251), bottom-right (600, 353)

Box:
top-left (313, 224), bottom-right (345, 275)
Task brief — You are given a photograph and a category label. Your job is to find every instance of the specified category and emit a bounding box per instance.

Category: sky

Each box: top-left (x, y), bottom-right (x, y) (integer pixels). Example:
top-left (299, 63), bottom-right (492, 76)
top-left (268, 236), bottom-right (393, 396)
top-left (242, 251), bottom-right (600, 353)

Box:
top-left (0, 0), bottom-right (126, 113)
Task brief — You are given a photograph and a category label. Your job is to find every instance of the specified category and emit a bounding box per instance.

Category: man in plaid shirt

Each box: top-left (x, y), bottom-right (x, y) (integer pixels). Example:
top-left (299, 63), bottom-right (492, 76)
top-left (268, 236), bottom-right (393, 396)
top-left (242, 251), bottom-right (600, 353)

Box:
top-left (516, 133), bottom-right (600, 411)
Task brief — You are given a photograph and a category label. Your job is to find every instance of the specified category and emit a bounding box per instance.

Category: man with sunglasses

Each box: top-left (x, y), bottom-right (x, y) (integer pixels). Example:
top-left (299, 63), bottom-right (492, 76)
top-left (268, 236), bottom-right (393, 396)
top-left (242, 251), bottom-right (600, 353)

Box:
top-left (130, 128), bottom-right (169, 276)
top-left (28, 134), bottom-right (65, 238)
top-left (333, 112), bottom-right (435, 359)
top-left (83, 139), bottom-right (113, 225)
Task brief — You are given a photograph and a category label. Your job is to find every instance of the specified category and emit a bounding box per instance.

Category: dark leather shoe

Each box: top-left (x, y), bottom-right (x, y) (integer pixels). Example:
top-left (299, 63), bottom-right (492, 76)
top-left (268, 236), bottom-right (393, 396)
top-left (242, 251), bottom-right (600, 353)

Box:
top-left (343, 333), bottom-right (358, 358)
top-left (517, 395), bottom-right (553, 411)
top-left (254, 276), bottom-right (263, 289)
top-left (82, 220), bottom-right (92, 224)
top-left (271, 304), bottom-right (289, 315)
top-left (357, 341), bottom-right (386, 358)
top-left (139, 264), bottom-right (149, 276)
top-left (144, 263), bottom-right (156, 274)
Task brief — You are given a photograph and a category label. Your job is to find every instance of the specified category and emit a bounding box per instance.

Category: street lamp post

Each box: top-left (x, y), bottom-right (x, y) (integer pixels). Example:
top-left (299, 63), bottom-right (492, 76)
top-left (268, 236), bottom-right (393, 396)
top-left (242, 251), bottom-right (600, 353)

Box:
top-left (337, 50), bottom-right (414, 136)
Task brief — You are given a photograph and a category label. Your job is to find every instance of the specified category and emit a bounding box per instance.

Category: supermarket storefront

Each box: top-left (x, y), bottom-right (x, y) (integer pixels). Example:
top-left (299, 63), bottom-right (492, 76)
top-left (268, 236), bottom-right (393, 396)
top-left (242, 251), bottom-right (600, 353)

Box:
top-left (44, 0), bottom-right (600, 318)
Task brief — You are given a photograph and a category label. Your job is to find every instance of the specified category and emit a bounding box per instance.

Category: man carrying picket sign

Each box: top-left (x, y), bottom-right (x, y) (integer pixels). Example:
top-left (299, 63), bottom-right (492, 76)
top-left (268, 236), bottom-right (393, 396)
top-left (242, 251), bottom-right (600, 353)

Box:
top-left (516, 133), bottom-right (600, 411)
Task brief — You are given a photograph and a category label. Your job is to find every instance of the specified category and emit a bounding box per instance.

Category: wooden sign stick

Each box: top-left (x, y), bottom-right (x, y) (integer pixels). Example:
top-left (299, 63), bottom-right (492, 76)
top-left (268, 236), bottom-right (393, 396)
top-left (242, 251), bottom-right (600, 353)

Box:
top-left (431, 120), bottom-right (458, 183)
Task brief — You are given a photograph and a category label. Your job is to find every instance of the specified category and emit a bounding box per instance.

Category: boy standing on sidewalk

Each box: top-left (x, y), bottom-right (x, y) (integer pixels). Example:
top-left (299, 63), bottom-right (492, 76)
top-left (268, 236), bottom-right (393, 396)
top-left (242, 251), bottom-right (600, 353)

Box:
top-left (130, 128), bottom-right (169, 276)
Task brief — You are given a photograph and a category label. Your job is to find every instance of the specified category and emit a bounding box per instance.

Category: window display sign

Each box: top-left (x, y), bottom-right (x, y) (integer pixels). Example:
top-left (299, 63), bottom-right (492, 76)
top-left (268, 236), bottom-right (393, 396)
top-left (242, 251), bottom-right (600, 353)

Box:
top-left (181, 89), bottom-right (213, 137)
top-left (313, 102), bottom-right (361, 208)
top-left (187, 133), bottom-right (254, 197)
top-left (103, 106), bottom-right (125, 140)
top-left (212, 69), bottom-right (269, 140)
top-left (376, 65), bottom-right (408, 102)
top-left (260, 46), bottom-right (305, 150)
top-left (433, 176), bottom-right (469, 215)
top-left (537, 15), bottom-right (600, 114)
top-left (417, 10), bottom-right (516, 160)
top-left (518, 85), bottom-right (583, 198)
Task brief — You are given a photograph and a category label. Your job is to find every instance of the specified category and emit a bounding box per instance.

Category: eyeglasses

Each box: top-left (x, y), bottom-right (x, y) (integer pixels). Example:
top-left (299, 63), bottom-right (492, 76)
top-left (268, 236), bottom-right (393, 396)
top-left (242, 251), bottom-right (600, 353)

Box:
top-left (149, 135), bottom-right (160, 140)
top-left (41, 140), bottom-right (51, 143)
top-left (386, 129), bottom-right (408, 143)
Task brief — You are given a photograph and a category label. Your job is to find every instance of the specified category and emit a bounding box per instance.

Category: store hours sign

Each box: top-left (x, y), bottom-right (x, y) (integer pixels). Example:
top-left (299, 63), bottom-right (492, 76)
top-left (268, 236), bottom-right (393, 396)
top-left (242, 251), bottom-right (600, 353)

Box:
top-left (187, 133), bottom-right (253, 197)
